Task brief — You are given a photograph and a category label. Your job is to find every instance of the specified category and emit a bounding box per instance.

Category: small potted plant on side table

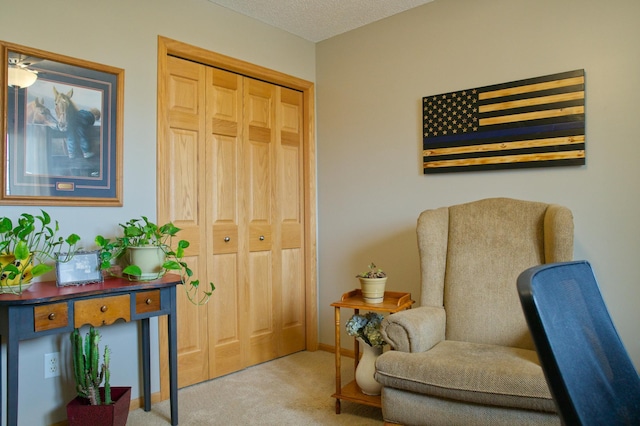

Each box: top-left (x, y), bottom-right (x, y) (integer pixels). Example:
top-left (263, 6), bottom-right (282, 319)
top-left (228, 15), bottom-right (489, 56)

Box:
top-left (356, 262), bottom-right (387, 303)
top-left (67, 326), bottom-right (131, 426)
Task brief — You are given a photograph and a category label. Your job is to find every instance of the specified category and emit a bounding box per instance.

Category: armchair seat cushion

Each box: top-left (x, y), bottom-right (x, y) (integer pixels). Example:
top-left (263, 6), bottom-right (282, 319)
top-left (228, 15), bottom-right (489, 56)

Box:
top-left (375, 340), bottom-right (556, 413)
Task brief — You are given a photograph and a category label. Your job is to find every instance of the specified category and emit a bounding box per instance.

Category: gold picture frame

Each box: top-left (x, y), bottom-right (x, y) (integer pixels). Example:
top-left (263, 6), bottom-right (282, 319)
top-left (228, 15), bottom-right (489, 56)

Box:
top-left (1, 40), bottom-right (123, 206)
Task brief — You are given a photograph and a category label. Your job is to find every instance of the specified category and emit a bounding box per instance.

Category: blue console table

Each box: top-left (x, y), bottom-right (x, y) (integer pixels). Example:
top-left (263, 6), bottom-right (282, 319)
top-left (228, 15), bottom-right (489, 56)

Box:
top-left (0, 275), bottom-right (180, 426)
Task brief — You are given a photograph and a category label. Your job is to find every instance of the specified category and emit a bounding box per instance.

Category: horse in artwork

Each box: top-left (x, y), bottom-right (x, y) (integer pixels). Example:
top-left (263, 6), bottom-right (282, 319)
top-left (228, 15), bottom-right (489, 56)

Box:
top-left (53, 87), bottom-right (77, 133)
top-left (26, 97), bottom-right (58, 128)
top-left (53, 87), bottom-right (101, 159)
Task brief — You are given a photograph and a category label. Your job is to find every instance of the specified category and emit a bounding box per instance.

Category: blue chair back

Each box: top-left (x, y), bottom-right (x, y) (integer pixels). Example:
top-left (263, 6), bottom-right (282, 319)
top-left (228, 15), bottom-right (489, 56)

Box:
top-left (517, 260), bottom-right (640, 425)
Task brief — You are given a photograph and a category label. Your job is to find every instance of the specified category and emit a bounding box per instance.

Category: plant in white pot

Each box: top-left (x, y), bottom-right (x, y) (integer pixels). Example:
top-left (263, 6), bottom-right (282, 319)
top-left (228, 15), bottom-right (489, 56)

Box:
top-left (356, 262), bottom-right (387, 304)
top-left (95, 216), bottom-right (214, 304)
top-left (0, 210), bottom-right (81, 294)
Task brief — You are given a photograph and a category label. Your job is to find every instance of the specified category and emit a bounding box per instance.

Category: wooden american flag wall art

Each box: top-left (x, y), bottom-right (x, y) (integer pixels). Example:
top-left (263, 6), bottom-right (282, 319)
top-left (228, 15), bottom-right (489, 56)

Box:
top-left (422, 69), bottom-right (585, 174)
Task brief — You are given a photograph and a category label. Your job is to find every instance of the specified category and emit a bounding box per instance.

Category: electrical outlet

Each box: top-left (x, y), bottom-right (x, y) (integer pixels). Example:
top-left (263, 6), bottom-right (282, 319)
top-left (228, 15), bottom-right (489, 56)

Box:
top-left (44, 352), bottom-right (60, 379)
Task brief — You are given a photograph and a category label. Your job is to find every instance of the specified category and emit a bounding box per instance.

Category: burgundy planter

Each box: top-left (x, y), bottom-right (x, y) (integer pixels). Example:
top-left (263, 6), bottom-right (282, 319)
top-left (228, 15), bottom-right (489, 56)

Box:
top-left (66, 387), bottom-right (131, 426)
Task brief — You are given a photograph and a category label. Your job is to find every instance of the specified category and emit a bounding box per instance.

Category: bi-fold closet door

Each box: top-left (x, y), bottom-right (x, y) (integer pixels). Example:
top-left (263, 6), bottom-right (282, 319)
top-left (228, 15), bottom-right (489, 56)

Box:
top-left (160, 56), bottom-right (306, 388)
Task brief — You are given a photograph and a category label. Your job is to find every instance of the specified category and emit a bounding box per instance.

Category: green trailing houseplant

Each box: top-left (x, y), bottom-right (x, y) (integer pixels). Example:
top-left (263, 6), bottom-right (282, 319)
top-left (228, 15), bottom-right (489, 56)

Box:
top-left (0, 210), bottom-right (81, 293)
top-left (95, 216), bottom-right (215, 304)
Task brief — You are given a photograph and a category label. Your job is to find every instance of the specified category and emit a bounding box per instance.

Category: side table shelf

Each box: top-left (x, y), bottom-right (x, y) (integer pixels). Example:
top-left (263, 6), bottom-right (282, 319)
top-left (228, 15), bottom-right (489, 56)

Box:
top-left (330, 289), bottom-right (414, 414)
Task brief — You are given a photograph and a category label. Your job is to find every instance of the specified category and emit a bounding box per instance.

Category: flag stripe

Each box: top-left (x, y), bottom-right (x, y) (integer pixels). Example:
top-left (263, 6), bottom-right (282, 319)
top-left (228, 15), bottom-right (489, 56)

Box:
top-left (478, 83), bottom-right (584, 105)
top-left (425, 121), bottom-right (584, 148)
top-left (424, 135), bottom-right (584, 157)
top-left (480, 105), bottom-right (584, 126)
top-left (476, 68), bottom-right (585, 94)
top-left (479, 76), bottom-right (585, 100)
top-left (479, 99), bottom-right (584, 120)
top-left (424, 142), bottom-right (584, 163)
top-left (424, 158), bottom-right (585, 173)
top-left (423, 151), bottom-right (585, 169)
top-left (479, 91), bottom-right (585, 113)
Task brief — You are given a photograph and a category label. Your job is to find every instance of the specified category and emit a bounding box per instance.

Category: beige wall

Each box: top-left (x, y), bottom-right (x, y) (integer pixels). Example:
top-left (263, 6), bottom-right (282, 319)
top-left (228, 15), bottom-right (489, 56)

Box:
top-left (0, 0), bottom-right (315, 424)
top-left (317, 0), bottom-right (640, 369)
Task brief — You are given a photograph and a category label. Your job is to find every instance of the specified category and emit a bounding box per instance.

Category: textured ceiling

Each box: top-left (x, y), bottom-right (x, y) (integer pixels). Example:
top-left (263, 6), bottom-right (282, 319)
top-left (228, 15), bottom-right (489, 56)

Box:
top-left (207, 0), bottom-right (434, 42)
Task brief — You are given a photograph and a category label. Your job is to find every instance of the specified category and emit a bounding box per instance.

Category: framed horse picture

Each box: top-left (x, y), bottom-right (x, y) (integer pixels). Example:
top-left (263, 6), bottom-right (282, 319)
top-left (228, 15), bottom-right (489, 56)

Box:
top-left (0, 40), bottom-right (123, 206)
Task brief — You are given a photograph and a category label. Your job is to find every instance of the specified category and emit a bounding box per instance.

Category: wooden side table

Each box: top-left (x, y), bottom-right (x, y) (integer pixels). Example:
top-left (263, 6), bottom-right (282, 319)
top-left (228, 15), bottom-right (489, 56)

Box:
top-left (331, 289), bottom-right (414, 414)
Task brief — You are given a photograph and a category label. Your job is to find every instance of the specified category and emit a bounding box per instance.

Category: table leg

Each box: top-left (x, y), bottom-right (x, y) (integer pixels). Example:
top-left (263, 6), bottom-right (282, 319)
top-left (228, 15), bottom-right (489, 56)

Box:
top-left (168, 287), bottom-right (178, 426)
top-left (0, 333), bottom-right (2, 425)
top-left (141, 318), bottom-right (151, 412)
top-left (7, 309), bottom-right (19, 426)
top-left (354, 308), bottom-right (360, 370)
top-left (334, 306), bottom-right (341, 414)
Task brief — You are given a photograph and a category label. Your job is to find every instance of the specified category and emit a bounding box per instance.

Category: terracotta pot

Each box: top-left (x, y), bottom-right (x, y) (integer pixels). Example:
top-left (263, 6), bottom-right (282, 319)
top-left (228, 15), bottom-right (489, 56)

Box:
top-left (66, 387), bottom-right (131, 426)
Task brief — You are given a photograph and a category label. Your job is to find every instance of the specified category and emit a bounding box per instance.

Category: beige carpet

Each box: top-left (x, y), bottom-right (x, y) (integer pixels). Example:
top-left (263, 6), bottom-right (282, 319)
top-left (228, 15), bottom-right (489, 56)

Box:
top-left (127, 350), bottom-right (384, 425)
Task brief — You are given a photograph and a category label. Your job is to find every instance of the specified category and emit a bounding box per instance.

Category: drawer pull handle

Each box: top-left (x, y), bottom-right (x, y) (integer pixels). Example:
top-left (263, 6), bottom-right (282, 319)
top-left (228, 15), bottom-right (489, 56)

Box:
top-left (100, 305), bottom-right (108, 313)
top-left (224, 236), bottom-right (230, 242)
top-left (259, 235), bottom-right (265, 241)
top-left (146, 298), bottom-right (153, 305)
top-left (48, 313), bottom-right (56, 321)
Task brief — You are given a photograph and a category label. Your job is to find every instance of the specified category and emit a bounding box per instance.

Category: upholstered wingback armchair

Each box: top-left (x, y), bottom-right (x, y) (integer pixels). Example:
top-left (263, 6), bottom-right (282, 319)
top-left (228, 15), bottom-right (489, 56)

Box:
top-left (375, 198), bottom-right (573, 426)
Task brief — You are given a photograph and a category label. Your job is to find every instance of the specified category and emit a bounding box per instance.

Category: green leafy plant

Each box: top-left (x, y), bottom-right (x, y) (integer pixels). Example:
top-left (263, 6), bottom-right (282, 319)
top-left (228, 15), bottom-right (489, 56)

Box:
top-left (346, 312), bottom-right (387, 347)
top-left (95, 216), bottom-right (215, 304)
top-left (356, 262), bottom-right (386, 279)
top-left (0, 210), bottom-right (81, 293)
top-left (71, 326), bottom-right (112, 406)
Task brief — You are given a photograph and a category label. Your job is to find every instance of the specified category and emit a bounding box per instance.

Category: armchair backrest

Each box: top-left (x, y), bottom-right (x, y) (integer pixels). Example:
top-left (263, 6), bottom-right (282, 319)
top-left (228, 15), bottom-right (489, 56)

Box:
top-left (417, 198), bottom-right (573, 350)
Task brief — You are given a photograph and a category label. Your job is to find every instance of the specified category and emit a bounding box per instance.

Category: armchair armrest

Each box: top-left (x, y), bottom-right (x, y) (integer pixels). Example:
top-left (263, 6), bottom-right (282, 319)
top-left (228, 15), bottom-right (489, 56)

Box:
top-left (381, 306), bottom-right (445, 353)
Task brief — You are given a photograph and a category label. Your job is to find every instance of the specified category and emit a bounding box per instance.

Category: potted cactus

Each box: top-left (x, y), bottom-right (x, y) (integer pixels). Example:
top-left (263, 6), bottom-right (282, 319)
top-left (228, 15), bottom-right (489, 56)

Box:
top-left (67, 327), bottom-right (131, 426)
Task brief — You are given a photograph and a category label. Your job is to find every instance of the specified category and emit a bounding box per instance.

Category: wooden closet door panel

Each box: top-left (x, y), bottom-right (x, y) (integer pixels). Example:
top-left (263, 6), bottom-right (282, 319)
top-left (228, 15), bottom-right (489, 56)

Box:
top-left (209, 253), bottom-right (243, 376)
top-left (175, 254), bottom-right (208, 386)
top-left (278, 87), bottom-right (306, 355)
top-left (161, 56), bottom-right (210, 388)
top-left (281, 248), bottom-right (305, 354)
top-left (206, 67), bottom-right (247, 377)
top-left (245, 78), bottom-right (279, 365)
top-left (248, 251), bottom-right (277, 365)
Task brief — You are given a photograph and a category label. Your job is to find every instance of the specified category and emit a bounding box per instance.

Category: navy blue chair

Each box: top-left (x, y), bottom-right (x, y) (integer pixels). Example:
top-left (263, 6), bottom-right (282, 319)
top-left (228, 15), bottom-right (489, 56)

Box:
top-left (517, 260), bottom-right (640, 425)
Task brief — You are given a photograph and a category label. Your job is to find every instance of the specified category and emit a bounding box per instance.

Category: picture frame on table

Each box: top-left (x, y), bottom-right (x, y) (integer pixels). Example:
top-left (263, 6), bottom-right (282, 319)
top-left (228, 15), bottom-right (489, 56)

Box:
top-left (56, 250), bottom-right (104, 287)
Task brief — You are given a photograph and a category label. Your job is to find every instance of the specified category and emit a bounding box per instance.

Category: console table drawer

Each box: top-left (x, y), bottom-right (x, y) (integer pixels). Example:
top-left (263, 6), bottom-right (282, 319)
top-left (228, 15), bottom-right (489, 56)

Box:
top-left (74, 295), bottom-right (131, 327)
top-left (34, 303), bottom-right (69, 332)
top-left (136, 290), bottom-right (161, 314)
